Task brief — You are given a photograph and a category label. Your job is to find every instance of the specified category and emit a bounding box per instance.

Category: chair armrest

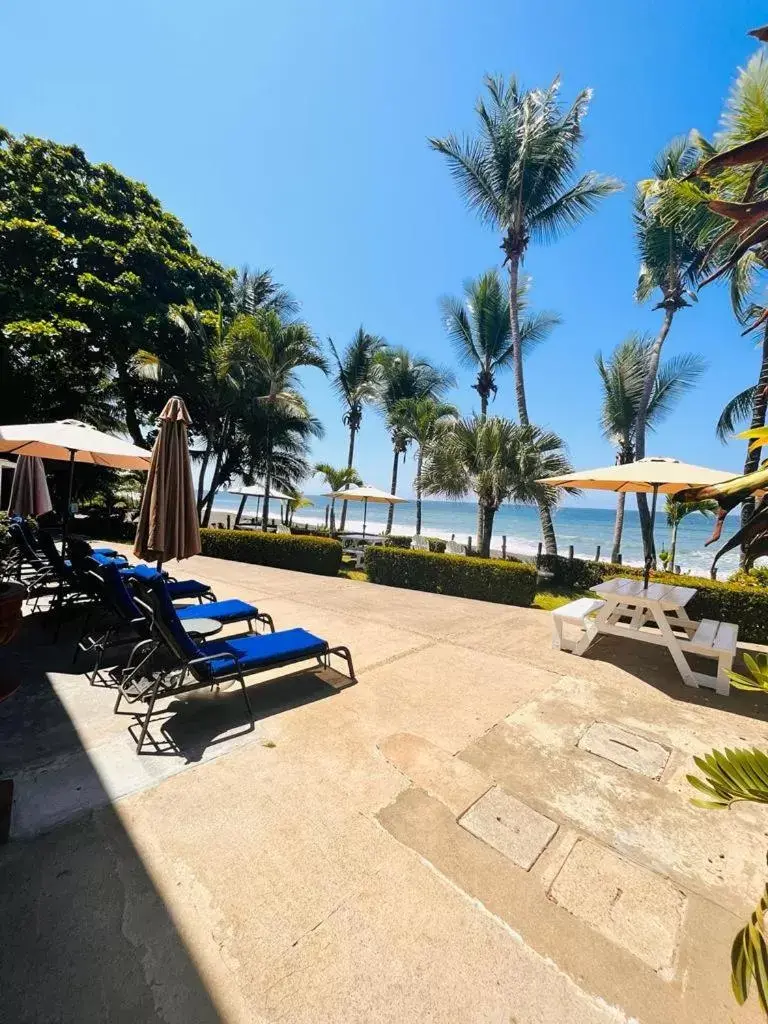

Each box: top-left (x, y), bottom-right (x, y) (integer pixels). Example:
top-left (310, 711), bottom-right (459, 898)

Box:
top-left (188, 651), bottom-right (239, 671)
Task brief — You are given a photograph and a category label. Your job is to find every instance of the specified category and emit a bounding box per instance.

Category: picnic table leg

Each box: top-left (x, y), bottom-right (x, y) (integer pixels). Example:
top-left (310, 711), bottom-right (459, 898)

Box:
top-left (648, 602), bottom-right (697, 687)
top-left (572, 602), bottom-right (613, 657)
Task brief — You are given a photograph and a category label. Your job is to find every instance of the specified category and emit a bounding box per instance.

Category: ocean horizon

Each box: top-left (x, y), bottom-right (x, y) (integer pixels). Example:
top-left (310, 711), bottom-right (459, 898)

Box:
top-left (211, 491), bottom-right (743, 578)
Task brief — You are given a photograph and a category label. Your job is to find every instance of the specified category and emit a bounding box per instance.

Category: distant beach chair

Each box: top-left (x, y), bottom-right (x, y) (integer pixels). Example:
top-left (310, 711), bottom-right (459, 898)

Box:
top-left (411, 535), bottom-right (430, 552)
top-left (275, 523), bottom-right (291, 535)
top-left (446, 539), bottom-right (466, 555)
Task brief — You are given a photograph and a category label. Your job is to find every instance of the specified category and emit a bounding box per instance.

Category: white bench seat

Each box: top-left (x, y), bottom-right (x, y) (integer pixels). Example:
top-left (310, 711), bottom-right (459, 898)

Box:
top-left (552, 598), bottom-right (605, 652)
top-left (679, 618), bottom-right (738, 696)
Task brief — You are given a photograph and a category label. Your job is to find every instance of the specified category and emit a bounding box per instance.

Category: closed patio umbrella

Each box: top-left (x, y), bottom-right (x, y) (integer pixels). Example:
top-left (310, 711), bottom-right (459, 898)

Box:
top-left (538, 456), bottom-right (736, 588)
top-left (325, 484), bottom-right (408, 539)
top-left (8, 456), bottom-right (53, 518)
top-left (133, 397), bottom-right (201, 568)
top-left (0, 419), bottom-right (151, 555)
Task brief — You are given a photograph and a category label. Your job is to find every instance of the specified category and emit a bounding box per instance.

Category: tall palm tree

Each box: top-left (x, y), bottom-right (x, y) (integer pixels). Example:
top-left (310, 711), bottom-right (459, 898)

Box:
top-left (233, 266), bottom-right (300, 320)
top-left (391, 397), bottom-right (458, 534)
top-left (429, 74), bottom-right (619, 554)
top-left (249, 310), bottom-right (328, 529)
top-left (422, 416), bottom-right (575, 558)
top-left (664, 496), bottom-right (718, 571)
top-left (328, 327), bottom-right (387, 531)
top-left (633, 137), bottom-right (706, 557)
top-left (314, 463), bottom-right (362, 532)
top-left (440, 270), bottom-right (561, 417)
top-left (376, 347), bottom-right (456, 534)
top-left (596, 335), bottom-right (706, 562)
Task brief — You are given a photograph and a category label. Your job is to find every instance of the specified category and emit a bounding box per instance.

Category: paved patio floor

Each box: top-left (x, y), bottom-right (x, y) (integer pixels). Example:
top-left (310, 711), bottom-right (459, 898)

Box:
top-left (2, 549), bottom-right (768, 1023)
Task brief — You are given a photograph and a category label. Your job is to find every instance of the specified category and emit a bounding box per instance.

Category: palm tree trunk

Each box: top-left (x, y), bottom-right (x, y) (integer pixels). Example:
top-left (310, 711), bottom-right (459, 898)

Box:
top-left (196, 435), bottom-right (213, 514)
top-left (635, 306), bottom-right (675, 561)
top-left (479, 504), bottom-right (496, 558)
top-left (329, 498), bottom-right (336, 534)
top-left (261, 408), bottom-right (273, 531)
top-left (669, 520), bottom-right (679, 572)
top-left (385, 445), bottom-right (399, 535)
top-left (339, 425), bottom-right (356, 533)
top-left (538, 500), bottom-right (558, 556)
top-left (507, 254), bottom-right (529, 427)
top-left (739, 325), bottom-right (768, 565)
top-left (415, 448), bottom-right (423, 535)
top-left (611, 492), bottom-right (625, 564)
top-left (480, 390), bottom-right (488, 419)
top-left (201, 414), bottom-right (231, 527)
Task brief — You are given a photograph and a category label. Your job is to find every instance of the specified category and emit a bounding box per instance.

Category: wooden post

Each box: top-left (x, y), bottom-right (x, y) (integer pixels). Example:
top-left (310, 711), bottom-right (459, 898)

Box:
top-left (226, 514), bottom-right (231, 529)
top-left (568, 545), bottom-right (574, 563)
top-left (536, 541), bottom-right (542, 568)
top-left (324, 507), bottom-right (329, 529)
top-left (467, 536), bottom-right (472, 554)
top-left (594, 544), bottom-right (600, 563)
top-left (502, 535), bottom-right (507, 560)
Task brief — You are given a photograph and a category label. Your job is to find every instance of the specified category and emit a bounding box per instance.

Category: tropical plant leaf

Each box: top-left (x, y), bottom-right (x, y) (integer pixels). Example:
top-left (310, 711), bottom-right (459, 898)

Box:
top-left (688, 748), bottom-right (768, 807)
top-left (730, 883), bottom-right (768, 1013)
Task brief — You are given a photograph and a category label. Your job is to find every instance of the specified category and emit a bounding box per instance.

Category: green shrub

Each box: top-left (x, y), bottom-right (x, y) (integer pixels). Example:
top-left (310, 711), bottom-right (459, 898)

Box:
top-left (729, 567), bottom-right (768, 589)
top-left (289, 525), bottom-right (332, 538)
top-left (365, 546), bottom-right (536, 607)
top-left (200, 528), bottom-right (342, 576)
top-left (537, 553), bottom-right (604, 589)
top-left (427, 538), bottom-right (446, 554)
top-left (383, 535), bottom-right (412, 549)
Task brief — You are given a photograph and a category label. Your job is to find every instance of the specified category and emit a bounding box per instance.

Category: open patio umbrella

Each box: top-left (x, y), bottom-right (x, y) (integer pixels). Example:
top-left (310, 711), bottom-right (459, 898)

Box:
top-left (229, 482), bottom-right (291, 528)
top-left (0, 419), bottom-right (151, 555)
top-left (8, 456), bottom-right (53, 518)
top-left (538, 456), bottom-right (736, 588)
top-left (134, 397), bottom-right (200, 568)
top-left (325, 484), bottom-right (408, 539)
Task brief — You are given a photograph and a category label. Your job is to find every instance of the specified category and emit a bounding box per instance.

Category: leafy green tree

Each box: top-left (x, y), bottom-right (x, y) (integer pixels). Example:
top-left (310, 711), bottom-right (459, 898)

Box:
top-left (328, 327), bottom-right (387, 531)
top-left (376, 348), bottom-right (455, 534)
top-left (0, 128), bottom-right (231, 439)
top-left (391, 397), bottom-right (458, 534)
top-left (429, 75), bottom-right (619, 553)
top-left (440, 270), bottom-right (560, 417)
top-left (422, 416), bottom-right (575, 558)
top-left (664, 496), bottom-right (718, 570)
top-left (596, 335), bottom-right (706, 562)
top-left (314, 463), bottom-right (362, 532)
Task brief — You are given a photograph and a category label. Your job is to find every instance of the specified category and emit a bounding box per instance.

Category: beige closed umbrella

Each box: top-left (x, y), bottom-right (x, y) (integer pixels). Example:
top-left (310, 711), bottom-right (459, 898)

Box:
top-left (134, 397), bottom-right (201, 567)
top-left (8, 456), bottom-right (53, 518)
top-left (538, 456), bottom-right (737, 587)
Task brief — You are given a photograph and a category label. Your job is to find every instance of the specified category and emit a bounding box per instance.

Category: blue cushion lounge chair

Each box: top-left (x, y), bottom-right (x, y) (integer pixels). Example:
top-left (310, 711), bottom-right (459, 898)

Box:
top-left (76, 560), bottom-right (275, 684)
top-left (119, 562), bottom-right (215, 603)
top-left (122, 571), bottom-right (355, 753)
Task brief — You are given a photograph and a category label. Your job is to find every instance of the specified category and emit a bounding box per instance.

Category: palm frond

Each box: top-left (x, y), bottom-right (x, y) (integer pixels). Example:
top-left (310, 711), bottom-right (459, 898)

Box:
top-left (717, 386), bottom-right (758, 441)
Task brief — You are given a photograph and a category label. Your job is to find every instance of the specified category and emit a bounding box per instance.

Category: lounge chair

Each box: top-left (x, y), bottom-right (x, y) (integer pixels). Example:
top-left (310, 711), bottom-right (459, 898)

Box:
top-left (446, 539), bottom-right (466, 555)
top-left (119, 562), bottom-right (216, 603)
top-left (76, 560), bottom-right (275, 684)
top-left (276, 523), bottom-right (291, 535)
top-left (122, 571), bottom-right (355, 753)
top-left (411, 535), bottom-right (430, 552)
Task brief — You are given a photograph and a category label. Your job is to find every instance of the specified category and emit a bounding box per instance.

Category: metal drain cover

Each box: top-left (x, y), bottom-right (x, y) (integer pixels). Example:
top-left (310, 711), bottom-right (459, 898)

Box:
top-left (578, 723), bottom-right (670, 779)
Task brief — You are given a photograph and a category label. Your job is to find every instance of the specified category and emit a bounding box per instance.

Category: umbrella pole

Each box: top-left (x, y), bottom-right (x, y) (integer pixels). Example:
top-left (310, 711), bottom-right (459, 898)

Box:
top-left (363, 498), bottom-right (367, 540)
top-left (644, 484), bottom-right (659, 589)
top-left (61, 449), bottom-right (76, 559)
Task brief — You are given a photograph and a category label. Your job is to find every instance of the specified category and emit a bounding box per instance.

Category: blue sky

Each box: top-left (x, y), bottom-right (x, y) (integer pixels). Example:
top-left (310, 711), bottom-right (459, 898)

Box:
top-left (1, 0), bottom-right (763, 507)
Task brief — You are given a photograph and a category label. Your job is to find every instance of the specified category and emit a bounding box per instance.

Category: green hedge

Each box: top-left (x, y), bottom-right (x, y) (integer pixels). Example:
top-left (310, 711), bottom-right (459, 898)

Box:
top-left (537, 553), bottom-right (603, 589)
top-left (365, 546), bottom-right (536, 607)
top-left (381, 535), bottom-right (447, 553)
top-left (200, 528), bottom-right (342, 576)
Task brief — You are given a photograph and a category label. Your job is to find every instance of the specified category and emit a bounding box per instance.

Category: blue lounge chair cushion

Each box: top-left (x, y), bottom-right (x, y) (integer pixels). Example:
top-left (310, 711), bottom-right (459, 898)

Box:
top-left (91, 551), bottom-right (129, 566)
top-left (201, 628), bottom-right (326, 676)
top-left (176, 599), bottom-right (257, 624)
top-left (121, 562), bottom-right (212, 599)
top-left (93, 546), bottom-right (119, 557)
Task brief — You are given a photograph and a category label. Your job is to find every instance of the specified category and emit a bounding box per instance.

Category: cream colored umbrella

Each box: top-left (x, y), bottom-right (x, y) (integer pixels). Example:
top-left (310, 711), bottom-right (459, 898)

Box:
top-left (325, 484), bottom-right (408, 538)
top-left (8, 455), bottom-right (53, 517)
top-left (134, 397), bottom-right (201, 568)
top-left (538, 456), bottom-right (737, 586)
top-left (229, 481), bottom-right (291, 527)
top-left (0, 419), bottom-right (151, 554)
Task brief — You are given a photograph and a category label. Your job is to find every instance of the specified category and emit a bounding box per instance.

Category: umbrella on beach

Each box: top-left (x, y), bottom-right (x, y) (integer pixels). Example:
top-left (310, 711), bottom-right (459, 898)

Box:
top-left (229, 482), bottom-right (292, 527)
top-left (134, 397), bottom-right (201, 568)
top-left (538, 456), bottom-right (736, 587)
top-left (325, 484), bottom-right (408, 539)
top-left (0, 419), bottom-right (151, 554)
top-left (8, 456), bottom-right (52, 518)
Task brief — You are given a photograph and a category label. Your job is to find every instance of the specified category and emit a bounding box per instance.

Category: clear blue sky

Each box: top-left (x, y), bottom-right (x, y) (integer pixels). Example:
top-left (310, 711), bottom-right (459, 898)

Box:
top-left (1, 0), bottom-right (763, 506)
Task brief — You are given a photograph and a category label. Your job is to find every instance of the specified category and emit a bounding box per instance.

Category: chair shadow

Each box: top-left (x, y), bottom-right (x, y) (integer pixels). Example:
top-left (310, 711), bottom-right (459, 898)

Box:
top-left (581, 632), bottom-right (768, 723)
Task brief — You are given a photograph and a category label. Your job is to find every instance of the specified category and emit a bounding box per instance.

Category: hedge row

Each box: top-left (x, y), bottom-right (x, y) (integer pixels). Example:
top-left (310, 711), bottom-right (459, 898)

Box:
top-left (383, 535), bottom-right (447, 553)
top-left (200, 527), bottom-right (342, 576)
top-left (365, 546), bottom-right (536, 607)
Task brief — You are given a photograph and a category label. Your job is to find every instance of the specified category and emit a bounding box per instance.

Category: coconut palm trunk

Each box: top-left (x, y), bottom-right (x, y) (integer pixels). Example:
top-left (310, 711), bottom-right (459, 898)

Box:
top-left (261, 408), bottom-right (273, 531)
top-left (415, 448), bottom-right (424, 535)
top-left (196, 437), bottom-right (213, 513)
top-left (634, 306), bottom-right (675, 560)
top-left (201, 413), bottom-right (232, 526)
top-left (739, 326), bottom-right (768, 562)
top-left (507, 253), bottom-right (530, 427)
top-left (478, 503), bottom-right (497, 558)
top-left (385, 442), bottom-right (401, 535)
top-left (611, 492), bottom-right (626, 564)
top-left (339, 423), bottom-right (357, 533)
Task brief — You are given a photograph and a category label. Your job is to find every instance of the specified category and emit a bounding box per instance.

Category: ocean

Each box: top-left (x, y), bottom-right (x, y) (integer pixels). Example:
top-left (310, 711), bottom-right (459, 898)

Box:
top-left (212, 492), bottom-right (744, 578)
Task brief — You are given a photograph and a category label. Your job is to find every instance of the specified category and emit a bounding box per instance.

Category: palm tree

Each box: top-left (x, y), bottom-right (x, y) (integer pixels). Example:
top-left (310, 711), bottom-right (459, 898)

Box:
top-left (249, 310), bottom-right (328, 529)
top-left (596, 335), bottom-right (706, 562)
top-left (440, 270), bottom-right (561, 417)
top-left (391, 397), bottom-right (458, 534)
top-left (429, 74), bottom-right (619, 554)
top-left (664, 496), bottom-right (718, 571)
top-left (421, 416), bottom-right (575, 558)
top-left (633, 137), bottom-right (707, 557)
top-left (376, 347), bottom-right (456, 534)
top-left (314, 463), bottom-right (362, 532)
top-left (233, 266), bottom-right (300, 320)
top-left (328, 327), bottom-right (387, 531)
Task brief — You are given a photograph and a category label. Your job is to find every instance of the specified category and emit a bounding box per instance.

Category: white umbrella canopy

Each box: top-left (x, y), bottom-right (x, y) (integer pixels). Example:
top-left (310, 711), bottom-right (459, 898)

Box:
top-left (231, 482), bottom-right (292, 501)
top-left (539, 456), bottom-right (738, 587)
top-left (325, 484), bottom-right (408, 538)
top-left (8, 455), bottom-right (53, 517)
top-left (0, 419), bottom-right (152, 469)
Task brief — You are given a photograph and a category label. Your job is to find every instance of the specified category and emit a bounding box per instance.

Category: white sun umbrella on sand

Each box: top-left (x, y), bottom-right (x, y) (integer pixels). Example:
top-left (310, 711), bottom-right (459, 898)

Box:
top-left (538, 456), bottom-right (737, 588)
top-left (0, 419), bottom-right (151, 554)
top-left (229, 482), bottom-right (291, 527)
top-left (325, 484), bottom-right (408, 539)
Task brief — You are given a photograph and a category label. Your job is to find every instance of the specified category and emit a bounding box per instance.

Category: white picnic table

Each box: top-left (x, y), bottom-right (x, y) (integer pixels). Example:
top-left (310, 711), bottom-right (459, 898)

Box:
top-left (552, 576), bottom-right (738, 696)
top-left (339, 533), bottom-right (385, 568)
